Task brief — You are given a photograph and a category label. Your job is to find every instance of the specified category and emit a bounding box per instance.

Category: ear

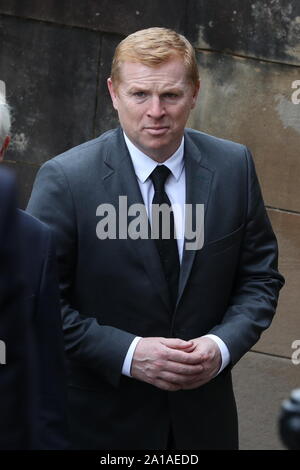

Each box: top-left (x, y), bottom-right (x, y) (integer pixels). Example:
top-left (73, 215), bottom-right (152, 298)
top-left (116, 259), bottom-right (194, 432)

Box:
top-left (0, 136), bottom-right (10, 161)
top-left (191, 79), bottom-right (200, 109)
top-left (107, 78), bottom-right (119, 111)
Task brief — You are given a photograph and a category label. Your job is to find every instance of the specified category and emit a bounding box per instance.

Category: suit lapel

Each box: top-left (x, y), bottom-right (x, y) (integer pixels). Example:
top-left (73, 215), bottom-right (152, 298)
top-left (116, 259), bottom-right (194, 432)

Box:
top-left (176, 132), bottom-right (215, 307)
top-left (101, 129), bottom-right (171, 310)
top-left (101, 129), bottom-right (215, 311)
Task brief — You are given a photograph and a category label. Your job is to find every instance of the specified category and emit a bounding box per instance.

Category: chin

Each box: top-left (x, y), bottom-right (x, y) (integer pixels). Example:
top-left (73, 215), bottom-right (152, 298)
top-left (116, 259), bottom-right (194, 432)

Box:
top-left (145, 135), bottom-right (172, 147)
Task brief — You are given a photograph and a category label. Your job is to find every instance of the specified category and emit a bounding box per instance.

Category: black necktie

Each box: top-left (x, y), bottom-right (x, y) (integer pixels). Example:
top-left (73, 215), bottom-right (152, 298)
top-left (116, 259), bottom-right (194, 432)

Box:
top-left (150, 165), bottom-right (180, 309)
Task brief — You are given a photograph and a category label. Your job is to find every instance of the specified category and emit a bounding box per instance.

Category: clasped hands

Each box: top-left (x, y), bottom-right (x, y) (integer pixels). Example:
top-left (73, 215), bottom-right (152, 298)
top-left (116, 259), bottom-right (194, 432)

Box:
top-left (131, 336), bottom-right (222, 391)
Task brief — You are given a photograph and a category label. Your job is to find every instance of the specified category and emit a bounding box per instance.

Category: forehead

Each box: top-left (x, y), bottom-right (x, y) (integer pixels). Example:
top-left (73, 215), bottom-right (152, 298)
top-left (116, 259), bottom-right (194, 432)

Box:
top-left (118, 59), bottom-right (190, 88)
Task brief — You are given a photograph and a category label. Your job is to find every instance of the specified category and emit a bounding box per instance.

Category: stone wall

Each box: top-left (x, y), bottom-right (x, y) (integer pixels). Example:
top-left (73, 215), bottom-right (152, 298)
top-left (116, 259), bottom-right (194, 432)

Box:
top-left (0, 0), bottom-right (299, 450)
top-left (185, 0), bottom-right (300, 450)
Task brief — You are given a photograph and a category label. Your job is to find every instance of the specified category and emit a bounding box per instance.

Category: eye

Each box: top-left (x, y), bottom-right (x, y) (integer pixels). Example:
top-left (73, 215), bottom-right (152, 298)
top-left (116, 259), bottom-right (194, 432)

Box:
top-left (133, 91), bottom-right (146, 98)
top-left (163, 93), bottom-right (178, 99)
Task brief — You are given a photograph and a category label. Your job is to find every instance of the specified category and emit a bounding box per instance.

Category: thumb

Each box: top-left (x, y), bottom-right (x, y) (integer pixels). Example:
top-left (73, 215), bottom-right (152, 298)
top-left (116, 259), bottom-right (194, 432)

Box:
top-left (161, 338), bottom-right (194, 350)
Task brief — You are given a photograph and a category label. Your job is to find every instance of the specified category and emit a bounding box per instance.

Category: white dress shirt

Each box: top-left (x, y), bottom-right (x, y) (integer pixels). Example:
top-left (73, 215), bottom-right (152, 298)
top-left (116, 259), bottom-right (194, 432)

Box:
top-left (121, 132), bottom-right (230, 377)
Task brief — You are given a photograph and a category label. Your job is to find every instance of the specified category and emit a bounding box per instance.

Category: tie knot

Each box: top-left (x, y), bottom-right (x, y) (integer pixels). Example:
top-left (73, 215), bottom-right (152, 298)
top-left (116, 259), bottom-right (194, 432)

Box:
top-left (150, 165), bottom-right (171, 192)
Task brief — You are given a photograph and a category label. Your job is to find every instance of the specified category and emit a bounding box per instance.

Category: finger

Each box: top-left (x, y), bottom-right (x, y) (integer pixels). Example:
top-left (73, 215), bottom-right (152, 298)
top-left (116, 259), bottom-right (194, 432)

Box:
top-left (158, 370), bottom-right (204, 386)
top-left (163, 348), bottom-right (205, 365)
top-left (161, 338), bottom-right (194, 349)
top-left (153, 378), bottom-right (181, 392)
top-left (180, 350), bottom-right (212, 363)
top-left (180, 367), bottom-right (218, 389)
top-left (162, 361), bottom-right (204, 376)
top-left (179, 344), bottom-right (196, 353)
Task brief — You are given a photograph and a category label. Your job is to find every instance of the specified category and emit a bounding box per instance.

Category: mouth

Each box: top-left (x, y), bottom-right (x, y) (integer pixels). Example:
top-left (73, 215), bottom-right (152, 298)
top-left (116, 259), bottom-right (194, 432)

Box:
top-left (144, 127), bottom-right (169, 136)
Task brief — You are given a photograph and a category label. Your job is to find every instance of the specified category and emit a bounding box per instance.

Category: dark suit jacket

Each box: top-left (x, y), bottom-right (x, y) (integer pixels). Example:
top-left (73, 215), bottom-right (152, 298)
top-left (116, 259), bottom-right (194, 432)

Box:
top-left (0, 167), bottom-right (68, 449)
top-left (27, 128), bottom-right (284, 450)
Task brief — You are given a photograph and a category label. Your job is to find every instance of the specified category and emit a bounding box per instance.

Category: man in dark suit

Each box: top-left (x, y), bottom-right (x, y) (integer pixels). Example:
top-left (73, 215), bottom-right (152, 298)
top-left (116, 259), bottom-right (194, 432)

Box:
top-left (0, 87), bottom-right (68, 449)
top-left (27, 28), bottom-right (284, 450)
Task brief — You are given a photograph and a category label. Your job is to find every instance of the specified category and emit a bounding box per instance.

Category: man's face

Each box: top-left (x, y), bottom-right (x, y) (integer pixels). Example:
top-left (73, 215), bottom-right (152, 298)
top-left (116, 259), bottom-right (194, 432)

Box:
top-left (107, 58), bottom-right (200, 162)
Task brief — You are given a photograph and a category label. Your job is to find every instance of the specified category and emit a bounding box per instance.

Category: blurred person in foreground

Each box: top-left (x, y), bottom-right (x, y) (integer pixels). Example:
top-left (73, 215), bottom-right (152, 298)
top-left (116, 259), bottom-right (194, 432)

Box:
top-left (27, 28), bottom-right (284, 450)
top-left (0, 84), bottom-right (68, 449)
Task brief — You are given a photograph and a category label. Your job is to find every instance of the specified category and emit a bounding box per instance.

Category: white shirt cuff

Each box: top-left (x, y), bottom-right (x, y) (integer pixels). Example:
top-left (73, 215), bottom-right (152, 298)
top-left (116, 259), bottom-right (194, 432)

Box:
top-left (122, 336), bottom-right (143, 377)
top-left (203, 334), bottom-right (231, 375)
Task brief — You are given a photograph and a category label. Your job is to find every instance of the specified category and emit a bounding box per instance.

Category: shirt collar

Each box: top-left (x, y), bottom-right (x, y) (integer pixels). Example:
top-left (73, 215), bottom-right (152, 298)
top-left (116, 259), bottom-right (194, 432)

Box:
top-left (123, 132), bottom-right (184, 184)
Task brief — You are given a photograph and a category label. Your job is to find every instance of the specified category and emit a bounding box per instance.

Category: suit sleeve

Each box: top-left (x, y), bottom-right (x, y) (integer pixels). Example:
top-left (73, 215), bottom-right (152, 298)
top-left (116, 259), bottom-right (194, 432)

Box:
top-left (33, 228), bottom-right (69, 449)
top-left (0, 170), bottom-right (28, 448)
top-left (209, 147), bottom-right (285, 365)
top-left (0, 169), bottom-right (19, 305)
top-left (27, 160), bottom-right (135, 388)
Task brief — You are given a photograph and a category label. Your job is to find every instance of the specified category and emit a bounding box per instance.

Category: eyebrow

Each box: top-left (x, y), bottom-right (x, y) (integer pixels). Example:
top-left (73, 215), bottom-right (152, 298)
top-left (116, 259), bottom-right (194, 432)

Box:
top-left (127, 86), bottom-right (183, 94)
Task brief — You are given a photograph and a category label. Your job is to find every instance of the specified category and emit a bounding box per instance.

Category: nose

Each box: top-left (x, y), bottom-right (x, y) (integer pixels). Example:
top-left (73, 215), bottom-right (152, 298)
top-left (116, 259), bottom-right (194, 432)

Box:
top-left (146, 96), bottom-right (165, 119)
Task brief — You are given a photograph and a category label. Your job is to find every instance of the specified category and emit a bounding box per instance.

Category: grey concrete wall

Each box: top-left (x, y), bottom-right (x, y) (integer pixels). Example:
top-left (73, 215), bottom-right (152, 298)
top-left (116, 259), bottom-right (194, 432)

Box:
top-left (0, 0), bottom-right (299, 450)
